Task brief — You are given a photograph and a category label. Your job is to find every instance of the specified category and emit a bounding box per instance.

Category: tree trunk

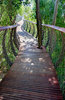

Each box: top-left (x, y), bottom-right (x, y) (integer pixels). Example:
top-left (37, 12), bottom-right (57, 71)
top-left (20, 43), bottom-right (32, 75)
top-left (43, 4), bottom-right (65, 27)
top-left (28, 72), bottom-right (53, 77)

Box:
top-left (52, 0), bottom-right (59, 25)
top-left (36, 0), bottom-right (42, 48)
top-left (49, 0), bottom-right (59, 55)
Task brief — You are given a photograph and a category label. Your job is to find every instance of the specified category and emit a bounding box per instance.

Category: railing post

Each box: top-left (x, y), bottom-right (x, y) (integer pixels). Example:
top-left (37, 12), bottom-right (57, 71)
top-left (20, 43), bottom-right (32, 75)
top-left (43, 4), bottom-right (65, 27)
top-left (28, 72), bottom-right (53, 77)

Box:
top-left (10, 29), bottom-right (17, 56)
top-left (2, 30), bottom-right (13, 66)
top-left (29, 22), bottom-right (31, 33)
top-left (13, 27), bottom-right (19, 50)
top-left (45, 29), bottom-right (49, 48)
top-left (32, 24), bottom-right (35, 36)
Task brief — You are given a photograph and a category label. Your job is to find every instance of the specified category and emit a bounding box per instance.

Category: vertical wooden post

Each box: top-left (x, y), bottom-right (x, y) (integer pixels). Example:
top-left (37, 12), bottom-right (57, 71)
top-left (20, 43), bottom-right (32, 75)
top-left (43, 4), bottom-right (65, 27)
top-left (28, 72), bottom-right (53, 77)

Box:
top-left (36, 0), bottom-right (42, 48)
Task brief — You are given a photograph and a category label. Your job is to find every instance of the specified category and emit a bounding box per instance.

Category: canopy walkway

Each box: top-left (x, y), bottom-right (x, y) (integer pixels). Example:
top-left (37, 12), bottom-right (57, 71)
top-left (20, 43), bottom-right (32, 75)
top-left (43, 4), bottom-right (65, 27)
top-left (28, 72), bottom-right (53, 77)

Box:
top-left (0, 20), bottom-right (65, 99)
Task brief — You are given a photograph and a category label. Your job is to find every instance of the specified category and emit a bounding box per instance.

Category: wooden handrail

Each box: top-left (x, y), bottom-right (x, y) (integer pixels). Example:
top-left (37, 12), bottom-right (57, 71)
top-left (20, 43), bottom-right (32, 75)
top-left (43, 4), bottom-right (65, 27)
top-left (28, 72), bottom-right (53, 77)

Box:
top-left (42, 24), bottom-right (65, 33)
top-left (24, 20), bottom-right (65, 33)
top-left (0, 25), bottom-right (17, 31)
top-left (24, 20), bottom-right (37, 25)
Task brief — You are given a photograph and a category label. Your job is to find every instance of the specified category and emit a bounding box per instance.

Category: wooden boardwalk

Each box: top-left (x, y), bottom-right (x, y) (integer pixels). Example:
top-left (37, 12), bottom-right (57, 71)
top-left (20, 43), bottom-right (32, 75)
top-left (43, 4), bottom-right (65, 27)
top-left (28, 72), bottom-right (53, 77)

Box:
top-left (0, 22), bottom-right (63, 100)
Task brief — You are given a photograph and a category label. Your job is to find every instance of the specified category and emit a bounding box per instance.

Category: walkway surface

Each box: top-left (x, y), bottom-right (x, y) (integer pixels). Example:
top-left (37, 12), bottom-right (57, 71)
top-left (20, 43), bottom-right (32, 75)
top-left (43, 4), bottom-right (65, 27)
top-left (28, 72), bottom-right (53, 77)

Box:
top-left (0, 21), bottom-right (63, 100)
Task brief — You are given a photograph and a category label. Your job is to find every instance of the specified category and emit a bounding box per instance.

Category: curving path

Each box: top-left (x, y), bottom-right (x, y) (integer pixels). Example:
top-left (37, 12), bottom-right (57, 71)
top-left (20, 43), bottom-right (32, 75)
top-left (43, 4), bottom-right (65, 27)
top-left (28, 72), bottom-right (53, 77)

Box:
top-left (0, 21), bottom-right (63, 100)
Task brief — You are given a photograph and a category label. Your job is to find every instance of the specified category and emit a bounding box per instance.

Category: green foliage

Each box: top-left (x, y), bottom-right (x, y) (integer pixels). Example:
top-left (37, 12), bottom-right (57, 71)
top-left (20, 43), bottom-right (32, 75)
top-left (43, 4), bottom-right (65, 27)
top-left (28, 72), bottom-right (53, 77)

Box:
top-left (23, 0), bottom-right (30, 5)
top-left (25, 0), bottom-right (65, 27)
top-left (0, 0), bottom-right (21, 25)
top-left (0, 0), bottom-right (20, 81)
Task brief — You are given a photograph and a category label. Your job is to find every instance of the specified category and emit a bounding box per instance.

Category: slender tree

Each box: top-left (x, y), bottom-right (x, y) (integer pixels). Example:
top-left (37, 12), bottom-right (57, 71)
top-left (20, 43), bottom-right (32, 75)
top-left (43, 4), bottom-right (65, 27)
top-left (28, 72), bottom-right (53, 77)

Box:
top-left (36, 0), bottom-right (42, 48)
top-left (49, 0), bottom-right (59, 55)
top-left (52, 0), bottom-right (59, 25)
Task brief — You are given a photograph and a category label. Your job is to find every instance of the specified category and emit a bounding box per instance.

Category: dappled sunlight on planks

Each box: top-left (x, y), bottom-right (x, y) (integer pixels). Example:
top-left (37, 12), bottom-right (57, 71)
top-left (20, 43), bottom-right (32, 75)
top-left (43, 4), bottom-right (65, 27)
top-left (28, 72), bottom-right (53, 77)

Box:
top-left (48, 77), bottom-right (58, 85)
